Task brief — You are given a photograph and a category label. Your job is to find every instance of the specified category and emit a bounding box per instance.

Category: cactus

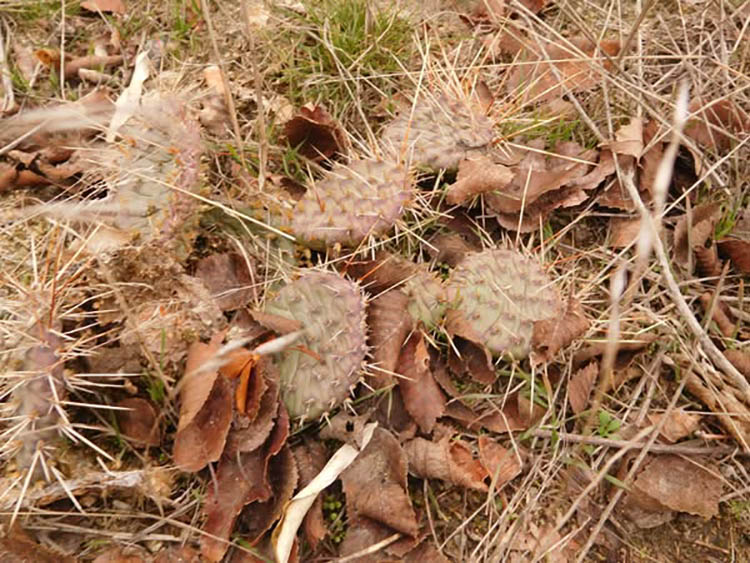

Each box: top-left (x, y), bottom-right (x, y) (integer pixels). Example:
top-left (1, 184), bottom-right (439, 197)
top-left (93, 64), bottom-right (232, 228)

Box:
top-left (263, 271), bottom-right (368, 420)
top-left (446, 249), bottom-right (560, 359)
top-left (402, 268), bottom-right (447, 329)
top-left (381, 93), bottom-right (495, 170)
top-left (290, 158), bottom-right (414, 249)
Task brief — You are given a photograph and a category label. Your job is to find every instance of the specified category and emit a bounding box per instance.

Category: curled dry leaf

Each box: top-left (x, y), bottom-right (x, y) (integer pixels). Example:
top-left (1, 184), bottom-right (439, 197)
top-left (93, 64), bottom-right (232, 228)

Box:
top-left (724, 349), bottom-right (750, 379)
top-left (343, 251), bottom-right (418, 292)
top-left (397, 333), bottom-right (446, 434)
top-left (673, 203), bottom-right (720, 267)
top-left (292, 441), bottom-right (329, 550)
top-left (427, 232), bottom-right (477, 267)
top-left (340, 428), bottom-right (419, 537)
top-left (478, 436), bottom-right (522, 490)
top-left (647, 409), bottom-right (700, 443)
top-left (195, 253), bottom-right (256, 311)
top-left (699, 292), bottom-right (735, 337)
top-left (446, 156), bottom-right (514, 205)
top-left (115, 397), bottom-right (160, 447)
top-left (531, 298), bottom-right (590, 364)
top-left (574, 333), bottom-right (658, 372)
top-left (717, 238), bottom-right (750, 275)
top-left (201, 404), bottom-right (290, 562)
top-left (368, 289), bottom-right (414, 383)
top-left (282, 104), bottom-right (346, 162)
top-left (568, 361), bottom-right (598, 414)
top-left (640, 119), bottom-right (664, 195)
top-left (625, 455), bottom-right (722, 520)
top-left (506, 38), bottom-right (620, 104)
top-left (685, 99), bottom-right (750, 152)
top-left (609, 217), bottom-right (642, 248)
top-left (404, 436), bottom-right (488, 491)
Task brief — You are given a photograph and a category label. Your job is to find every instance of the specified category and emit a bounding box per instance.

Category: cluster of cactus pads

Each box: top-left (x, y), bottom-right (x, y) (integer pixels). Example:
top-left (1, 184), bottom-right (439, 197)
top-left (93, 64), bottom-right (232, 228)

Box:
top-left (381, 92), bottom-right (495, 170)
top-left (446, 249), bottom-right (561, 359)
top-left (264, 271), bottom-right (368, 419)
top-left (290, 158), bottom-right (414, 249)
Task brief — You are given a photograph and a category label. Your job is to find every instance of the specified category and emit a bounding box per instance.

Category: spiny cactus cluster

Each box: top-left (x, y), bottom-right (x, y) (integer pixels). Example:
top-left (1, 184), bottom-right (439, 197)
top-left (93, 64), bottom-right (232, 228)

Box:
top-left (264, 270), bottom-right (368, 420)
top-left (402, 268), bottom-right (447, 329)
top-left (446, 249), bottom-right (561, 359)
top-left (381, 92), bottom-right (495, 170)
top-left (290, 158), bottom-right (414, 249)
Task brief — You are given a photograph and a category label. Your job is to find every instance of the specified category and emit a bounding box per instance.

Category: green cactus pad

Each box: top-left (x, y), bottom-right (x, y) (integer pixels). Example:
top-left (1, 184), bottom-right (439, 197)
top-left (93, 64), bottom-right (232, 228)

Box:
top-left (291, 158), bottom-right (414, 249)
top-left (402, 268), bottom-right (447, 329)
top-left (381, 93), bottom-right (494, 170)
top-left (446, 249), bottom-right (560, 359)
top-left (264, 271), bottom-right (368, 419)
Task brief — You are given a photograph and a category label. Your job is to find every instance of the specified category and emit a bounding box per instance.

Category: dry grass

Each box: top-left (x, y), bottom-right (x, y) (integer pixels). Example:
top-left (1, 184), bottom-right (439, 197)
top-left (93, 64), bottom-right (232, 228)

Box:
top-left (1, 0), bottom-right (749, 561)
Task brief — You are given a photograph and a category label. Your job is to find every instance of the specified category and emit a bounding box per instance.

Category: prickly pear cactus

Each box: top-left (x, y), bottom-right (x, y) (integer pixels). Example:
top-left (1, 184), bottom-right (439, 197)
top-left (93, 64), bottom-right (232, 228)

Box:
top-left (291, 158), bottom-right (414, 249)
top-left (402, 268), bottom-right (447, 329)
top-left (446, 249), bottom-right (560, 359)
top-left (381, 93), bottom-right (494, 170)
top-left (264, 271), bottom-right (368, 419)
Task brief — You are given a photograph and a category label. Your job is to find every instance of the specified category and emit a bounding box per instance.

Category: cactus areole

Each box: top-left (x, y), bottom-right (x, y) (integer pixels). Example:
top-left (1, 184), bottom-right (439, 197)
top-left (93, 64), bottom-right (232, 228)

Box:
top-left (264, 271), bottom-right (368, 419)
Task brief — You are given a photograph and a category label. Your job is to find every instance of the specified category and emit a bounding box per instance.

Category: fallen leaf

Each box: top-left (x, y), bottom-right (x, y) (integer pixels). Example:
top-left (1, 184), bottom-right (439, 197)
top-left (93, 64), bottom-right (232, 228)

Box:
top-left (153, 546), bottom-right (201, 563)
top-left (173, 375), bottom-right (233, 472)
top-left (478, 436), bottom-right (523, 489)
top-left (368, 289), bottom-right (414, 384)
top-left (507, 38), bottom-right (620, 104)
top-left (717, 238), bottom-right (750, 275)
top-left (447, 335), bottom-right (495, 384)
top-left (373, 387), bottom-right (418, 441)
top-left (724, 349), bottom-right (750, 379)
top-left (699, 292), bottom-right (735, 337)
top-left (0, 526), bottom-right (76, 563)
top-left (176, 333), bottom-right (224, 432)
top-left (639, 119), bottom-right (664, 194)
top-left (446, 156), bottom-right (514, 205)
top-left (195, 253), bottom-right (257, 311)
top-left (427, 232), bottom-right (477, 267)
top-left (282, 104), bottom-right (346, 162)
top-left (531, 298), bottom-right (590, 364)
top-left (241, 445), bottom-right (299, 544)
top-left (626, 455), bottom-right (722, 519)
top-left (224, 366), bottom-right (279, 455)
top-left (93, 547), bottom-right (148, 562)
top-left (404, 436), bottom-right (488, 491)
top-left (574, 333), bottom-right (658, 372)
top-left (81, 0), bottom-right (126, 14)
top-left (115, 397), bottom-right (160, 447)
top-left (397, 333), bottom-right (446, 433)
top-left (685, 99), bottom-right (750, 152)
top-left (201, 404), bottom-right (290, 562)
top-left (647, 409), bottom-right (700, 443)
top-left (606, 117), bottom-right (643, 159)
top-left (107, 50), bottom-right (149, 141)
top-left (673, 203), bottom-right (720, 267)
top-left (568, 362), bottom-right (598, 414)
top-left (340, 428), bottom-right (418, 536)
top-left (342, 252), bottom-right (418, 292)
top-left (291, 441), bottom-right (329, 550)
top-left (509, 522), bottom-right (569, 563)
top-left (609, 217), bottom-right (642, 248)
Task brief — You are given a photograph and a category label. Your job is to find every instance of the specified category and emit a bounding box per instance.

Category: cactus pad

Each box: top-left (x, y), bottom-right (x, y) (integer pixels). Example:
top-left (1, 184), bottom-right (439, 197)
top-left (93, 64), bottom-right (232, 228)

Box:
top-left (402, 268), bottom-right (447, 329)
top-left (446, 249), bottom-right (560, 359)
top-left (291, 158), bottom-right (414, 248)
top-left (264, 271), bottom-right (368, 419)
top-left (381, 93), bottom-right (494, 170)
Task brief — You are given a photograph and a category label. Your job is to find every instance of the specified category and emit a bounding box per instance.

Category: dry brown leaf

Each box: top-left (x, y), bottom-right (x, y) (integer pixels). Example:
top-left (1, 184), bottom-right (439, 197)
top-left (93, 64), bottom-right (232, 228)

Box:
top-left (176, 333), bottom-right (224, 432)
top-left (609, 217), bottom-right (642, 248)
top-left (404, 436), bottom-right (488, 491)
top-left (427, 233), bottom-right (476, 267)
top-left (153, 546), bottom-right (201, 563)
top-left (342, 252), bottom-right (418, 292)
top-left (607, 117), bottom-right (643, 159)
top-left (368, 289), bottom-right (414, 384)
top-left (627, 455), bottom-right (722, 519)
top-left (201, 405), bottom-right (290, 562)
top-left (173, 375), bottom-right (233, 473)
top-left (685, 99), bottom-right (750, 152)
top-left (115, 397), bottom-right (160, 447)
top-left (248, 310), bottom-right (302, 335)
top-left (282, 104), bottom-right (346, 162)
top-left (0, 526), bottom-right (77, 563)
top-left (447, 334), bottom-right (496, 384)
top-left (647, 409), bottom-right (700, 443)
top-left (341, 428), bottom-right (419, 536)
top-left (241, 444), bottom-right (298, 545)
top-left (568, 362), bottom-right (598, 414)
top-left (695, 245), bottom-right (723, 278)
top-left (397, 332), bottom-right (446, 433)
top-left (292, 440), bottom-right (329, 550)
top-left (574, 334), bottom-right (658, 371)
top-left (639, 119), bottom-right (664, 195)
top-left (81, 0), bottom-right (126, 14)
top-left (699, 292), bottom-right (735, 337)
top-left (477, 436), bottom-right (522, 489)
top-left (673, 203), bottom-right (720, 267)
top-left (509, 522), bottom-right (570, 563)
top-left (724, 349), bottom-right (750, 379)
top-left (373, 387), bottom-right (418, 441)
top-left (717, 238), bottom-right (750, 275)
top-left (531, 298), bottom-right (590, 364)
top-left (506, 38), bottom-right (620, 104)
top-left (446, 156), bottom-right (514, 206)
top-left (195, 253), bottom-right (256, 311)
top-left (224, 368), bottom-right (279, 456)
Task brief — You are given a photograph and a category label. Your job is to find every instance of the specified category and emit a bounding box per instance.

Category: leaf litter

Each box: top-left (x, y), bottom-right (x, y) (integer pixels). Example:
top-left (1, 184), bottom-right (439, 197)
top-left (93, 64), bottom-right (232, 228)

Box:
top-left (2, 0), bottom-right (750, 561)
